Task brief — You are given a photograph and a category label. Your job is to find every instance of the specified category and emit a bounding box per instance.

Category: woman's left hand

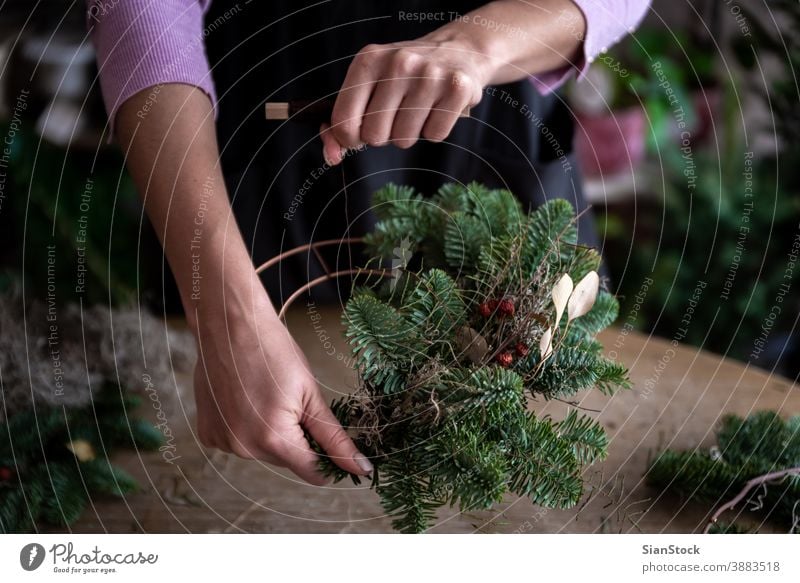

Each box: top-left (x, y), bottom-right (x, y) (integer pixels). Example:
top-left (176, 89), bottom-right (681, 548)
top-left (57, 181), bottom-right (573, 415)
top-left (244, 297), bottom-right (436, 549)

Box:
top-left (318, 0), bottom-right (590, 165)
top-left (320, 35), bottom-right (491, 165)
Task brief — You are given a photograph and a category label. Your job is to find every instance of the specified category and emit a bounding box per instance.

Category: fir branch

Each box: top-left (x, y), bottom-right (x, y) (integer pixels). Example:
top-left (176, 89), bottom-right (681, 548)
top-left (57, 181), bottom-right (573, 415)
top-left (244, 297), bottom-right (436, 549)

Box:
top-left (343, 295), bottom-right (424, 394)
top-left (376, 451), bottom-right (439, 533)
top-left (407, 269), bottom-right (466, 343)
top-left (372, 183), bottom-right (423, 221)
top-left (507, 414), bottom-right (583, 508)
top-left (556, 410), bottom-right (609, 465)
top-left (524, 199), bottom-right (578, 273)
top-left (444, 212), bottom-right (491, 268)
top-left (648, 412), bottom-right (800, 534)
top-left (569, 246), bottom-right (603, 282)
top-left (326, 182), bottom-right (624, 532)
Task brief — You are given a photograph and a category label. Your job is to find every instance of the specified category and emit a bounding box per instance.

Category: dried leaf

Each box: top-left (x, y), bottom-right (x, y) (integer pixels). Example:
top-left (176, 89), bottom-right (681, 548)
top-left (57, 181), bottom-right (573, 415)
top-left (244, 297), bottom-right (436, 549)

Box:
top-left (552, 274), bottom-right (574, 326)
top-left (567, 271), bottom-right (600, 321)
top-left (539, 326), bottom-right (553, 360)
top-left (455, 326), bottom-right (489, 363)
top-left (66, 439), bottom-right (96, 462)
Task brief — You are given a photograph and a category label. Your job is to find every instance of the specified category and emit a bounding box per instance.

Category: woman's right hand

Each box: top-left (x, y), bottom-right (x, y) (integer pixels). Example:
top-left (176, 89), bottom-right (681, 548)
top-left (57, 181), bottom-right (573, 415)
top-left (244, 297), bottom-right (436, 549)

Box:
top-left (192, 296), bottom-right (373, 485)
top-left (114, 83), bottom-right (369, 486)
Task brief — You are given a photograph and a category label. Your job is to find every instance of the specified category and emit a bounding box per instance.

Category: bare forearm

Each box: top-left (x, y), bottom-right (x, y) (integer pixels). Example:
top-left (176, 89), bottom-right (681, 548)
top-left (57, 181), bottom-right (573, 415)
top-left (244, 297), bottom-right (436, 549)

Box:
top-left (115, 84), bottom-right (273, 331)
top-left (111, 83), bottom-right (367, 480)
top-left (426, 0), bottom-right (586, 85)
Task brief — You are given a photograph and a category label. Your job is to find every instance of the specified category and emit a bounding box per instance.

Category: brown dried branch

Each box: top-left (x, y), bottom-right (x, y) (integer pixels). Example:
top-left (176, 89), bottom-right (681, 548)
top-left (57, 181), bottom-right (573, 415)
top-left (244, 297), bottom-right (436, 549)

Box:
top-left (703, 467), bottom-right (800, 533)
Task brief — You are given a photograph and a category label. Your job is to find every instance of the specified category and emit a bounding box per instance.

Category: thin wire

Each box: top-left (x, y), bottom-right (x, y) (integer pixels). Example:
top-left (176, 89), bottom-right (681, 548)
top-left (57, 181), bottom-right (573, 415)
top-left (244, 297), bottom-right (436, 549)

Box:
top-left (342, 159), bottom-right (354, 275)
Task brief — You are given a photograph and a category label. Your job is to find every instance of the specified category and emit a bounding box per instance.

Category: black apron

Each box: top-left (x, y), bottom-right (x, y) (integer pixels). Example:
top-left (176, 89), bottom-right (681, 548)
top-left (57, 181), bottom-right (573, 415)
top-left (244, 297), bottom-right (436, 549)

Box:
top-left (204, 0), bottom-right (594, 304)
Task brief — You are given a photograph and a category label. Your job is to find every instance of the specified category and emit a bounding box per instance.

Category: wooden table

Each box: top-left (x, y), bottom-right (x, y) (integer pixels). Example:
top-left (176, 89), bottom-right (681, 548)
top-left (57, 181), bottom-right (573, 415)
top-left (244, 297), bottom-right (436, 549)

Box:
top-left (64, 305), bottom-right (799, 533)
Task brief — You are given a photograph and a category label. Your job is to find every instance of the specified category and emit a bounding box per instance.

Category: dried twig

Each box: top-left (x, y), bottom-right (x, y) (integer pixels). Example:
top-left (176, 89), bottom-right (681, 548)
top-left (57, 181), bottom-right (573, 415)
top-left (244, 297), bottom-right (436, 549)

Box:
top-left (704, 467), bottom-right (800, 533)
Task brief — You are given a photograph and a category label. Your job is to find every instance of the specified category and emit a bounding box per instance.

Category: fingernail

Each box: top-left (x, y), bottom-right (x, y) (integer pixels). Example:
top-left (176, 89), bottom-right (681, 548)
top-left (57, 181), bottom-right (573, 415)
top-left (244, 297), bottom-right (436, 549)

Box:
top-left (353, 453), bottom-right (373, 475)
top-left (323, 151), bottom-right (334, 166)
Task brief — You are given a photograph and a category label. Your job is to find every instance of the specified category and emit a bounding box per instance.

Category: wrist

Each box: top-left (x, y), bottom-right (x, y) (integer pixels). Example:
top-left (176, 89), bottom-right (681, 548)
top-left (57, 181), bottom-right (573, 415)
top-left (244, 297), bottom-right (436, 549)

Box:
top-left (421, 26), bottom-right (497, 87)
top-left (184, 266), bottom-right (277, 335)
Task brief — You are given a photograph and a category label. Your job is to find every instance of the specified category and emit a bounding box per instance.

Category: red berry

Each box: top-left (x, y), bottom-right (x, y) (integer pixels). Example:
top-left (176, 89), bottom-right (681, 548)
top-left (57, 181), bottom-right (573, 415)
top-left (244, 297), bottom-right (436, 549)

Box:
top-left (515, 342), bottom-right (530, 357)
top-left (478, 299), bottom-right (499, 318)
top-left (498, 299), bottom-right (515, 318)
top-left (496, 351), bottom-right (514, 368)
top-left (0, 466), bottom-right (12, 481)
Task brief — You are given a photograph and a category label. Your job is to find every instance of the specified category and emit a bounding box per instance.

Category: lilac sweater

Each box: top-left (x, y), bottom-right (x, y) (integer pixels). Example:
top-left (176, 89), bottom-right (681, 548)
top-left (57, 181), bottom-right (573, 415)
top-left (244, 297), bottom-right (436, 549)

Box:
top-left (87, 1), bottom-right (650, 130)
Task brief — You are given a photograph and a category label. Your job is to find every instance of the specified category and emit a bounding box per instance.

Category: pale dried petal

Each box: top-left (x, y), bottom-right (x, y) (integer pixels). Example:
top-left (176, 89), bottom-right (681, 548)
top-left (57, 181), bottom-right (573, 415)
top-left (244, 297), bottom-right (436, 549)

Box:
top-left (567, 271), bottom-right (600, 321)
top-left (552, 273), bottom-right (574, 326)
top-left (539, 326), bottom-right (554, 360)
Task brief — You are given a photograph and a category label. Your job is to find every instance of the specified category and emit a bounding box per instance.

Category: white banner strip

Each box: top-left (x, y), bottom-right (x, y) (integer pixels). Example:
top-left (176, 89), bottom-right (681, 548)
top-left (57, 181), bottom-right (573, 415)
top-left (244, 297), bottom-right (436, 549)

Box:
top-left (1, 534), bottom-right (798, 582)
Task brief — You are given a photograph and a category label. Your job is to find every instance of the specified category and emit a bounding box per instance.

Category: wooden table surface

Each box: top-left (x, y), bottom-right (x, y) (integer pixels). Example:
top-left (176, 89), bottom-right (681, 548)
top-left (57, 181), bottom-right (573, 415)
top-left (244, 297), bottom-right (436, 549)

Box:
top-left (63, 305), bottom-right (800, 534)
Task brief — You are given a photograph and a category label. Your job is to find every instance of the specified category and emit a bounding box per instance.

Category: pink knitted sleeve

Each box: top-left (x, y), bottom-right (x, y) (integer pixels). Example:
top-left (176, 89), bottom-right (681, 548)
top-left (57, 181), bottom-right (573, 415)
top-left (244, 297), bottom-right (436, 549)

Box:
top-left (87, 1), bottom-right (651, 130)
top-left (532, 0), bottom-right (651, 93)
top-left (87, 0), bottom-right (217, 134)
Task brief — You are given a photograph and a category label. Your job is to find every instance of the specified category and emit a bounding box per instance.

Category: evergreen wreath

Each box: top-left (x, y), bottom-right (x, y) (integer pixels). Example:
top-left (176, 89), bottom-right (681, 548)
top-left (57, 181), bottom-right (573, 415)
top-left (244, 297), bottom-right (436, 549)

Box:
top-left (648, 411), bottom-right (800, 534)
top-left (314, 182), bottom-right (630, 533)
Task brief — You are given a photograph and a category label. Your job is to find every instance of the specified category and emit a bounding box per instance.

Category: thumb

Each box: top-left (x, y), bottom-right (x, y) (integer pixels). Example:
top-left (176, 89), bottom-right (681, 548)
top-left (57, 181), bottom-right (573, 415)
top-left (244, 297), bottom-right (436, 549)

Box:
top-left (319, 123), bottom-right (345, 166)
top-left (303, 389), bottom-right (373, 477)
